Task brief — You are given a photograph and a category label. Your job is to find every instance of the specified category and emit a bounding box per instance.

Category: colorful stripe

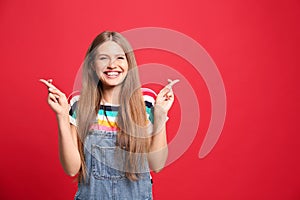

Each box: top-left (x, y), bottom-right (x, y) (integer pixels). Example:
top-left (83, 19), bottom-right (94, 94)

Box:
top-left (69, 88), bottom-right (157, 131)
top-left (98, 109), bottom-right (118, 117)
top-left (90, 124), bottom-right (119, 132)
top-left (97, 119), bottom-right (118, 128)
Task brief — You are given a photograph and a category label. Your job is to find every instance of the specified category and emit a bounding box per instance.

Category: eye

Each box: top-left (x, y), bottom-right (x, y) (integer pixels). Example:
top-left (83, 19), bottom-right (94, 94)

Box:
top-left (99, 57), bottom-right (107, 60)
top-left (118, 56), bottom-right (125, 60)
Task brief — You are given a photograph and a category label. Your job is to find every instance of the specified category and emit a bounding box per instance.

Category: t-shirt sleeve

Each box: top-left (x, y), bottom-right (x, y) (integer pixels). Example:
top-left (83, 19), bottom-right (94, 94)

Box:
top-left (142, 88), bottom-right (157, 124)
top-left (69, 95), bottom-right (80, 126)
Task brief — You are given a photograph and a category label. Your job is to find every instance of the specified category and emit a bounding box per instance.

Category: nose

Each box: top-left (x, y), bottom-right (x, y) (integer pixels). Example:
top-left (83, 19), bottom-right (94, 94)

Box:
top-left (107, 58), bottom-right (117, 69)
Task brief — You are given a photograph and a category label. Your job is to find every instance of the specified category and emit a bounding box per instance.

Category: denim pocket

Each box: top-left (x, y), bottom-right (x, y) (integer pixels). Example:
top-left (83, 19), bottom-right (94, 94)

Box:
top-left (92, 145), bottom-right (126, 180)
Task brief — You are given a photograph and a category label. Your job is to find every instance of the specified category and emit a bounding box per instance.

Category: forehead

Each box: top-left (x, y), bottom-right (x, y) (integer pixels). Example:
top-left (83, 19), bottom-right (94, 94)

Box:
top-left (96, 41), bottom-right (125, 55)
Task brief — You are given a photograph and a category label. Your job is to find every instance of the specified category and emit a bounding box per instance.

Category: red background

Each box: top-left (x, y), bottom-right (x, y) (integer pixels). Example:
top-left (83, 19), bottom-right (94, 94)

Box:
top-left (1, 0), bottom-right (299, 199)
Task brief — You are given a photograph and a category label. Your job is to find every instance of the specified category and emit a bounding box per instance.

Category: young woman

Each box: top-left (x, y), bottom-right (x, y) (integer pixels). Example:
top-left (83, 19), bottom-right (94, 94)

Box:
top-left (40, 31), bottom-right (179, 199)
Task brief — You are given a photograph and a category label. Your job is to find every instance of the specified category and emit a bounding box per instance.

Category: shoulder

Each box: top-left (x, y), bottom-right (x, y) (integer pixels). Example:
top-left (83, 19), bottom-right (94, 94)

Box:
top-left (69, 94), bottom-right (80, 106)
top-left (141, 88), bottom-right (156, 107)
top-left (68, 94), bottom-right (80, 126)
top-left (69, 94), bottom-right (80, 111)
top-left (141, 88), bottom-right (156, 125)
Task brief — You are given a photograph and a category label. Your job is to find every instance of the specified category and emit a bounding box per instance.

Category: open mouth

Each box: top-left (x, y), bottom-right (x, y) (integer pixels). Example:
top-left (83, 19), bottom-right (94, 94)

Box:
top-left (104, 71), bottom-right (122, 78)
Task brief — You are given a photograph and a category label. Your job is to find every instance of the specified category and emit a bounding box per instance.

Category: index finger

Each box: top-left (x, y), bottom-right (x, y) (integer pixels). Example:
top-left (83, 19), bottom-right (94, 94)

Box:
top-left (166, 79), bottom-right (180, 89)
top-left (39, 79), bottom-right (57, 89)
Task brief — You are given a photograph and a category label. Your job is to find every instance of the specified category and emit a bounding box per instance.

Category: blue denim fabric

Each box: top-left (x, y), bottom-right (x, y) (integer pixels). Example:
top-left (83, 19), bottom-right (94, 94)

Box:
top-left (74, 130), bottom-right (153, 200)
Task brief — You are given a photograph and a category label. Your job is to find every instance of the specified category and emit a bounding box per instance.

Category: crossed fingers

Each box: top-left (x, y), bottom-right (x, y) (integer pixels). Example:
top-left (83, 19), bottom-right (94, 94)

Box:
top-left (157, 79), bottom-right (179, 102)
top-left (165, 79), bottom-right (180, 90)
top-left (40, 79), bottom-right (64, 103)
top-left (39, 79), bottom-right (57, 90)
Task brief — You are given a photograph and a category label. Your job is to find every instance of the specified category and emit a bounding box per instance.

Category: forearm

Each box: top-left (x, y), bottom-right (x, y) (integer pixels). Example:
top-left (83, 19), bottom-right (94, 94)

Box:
top-left (56, 114), bottom-right (81, 176)
top-left (148, 126), bottom-right (168, 172)
top-left (148, 106), bottom-right (169, 172)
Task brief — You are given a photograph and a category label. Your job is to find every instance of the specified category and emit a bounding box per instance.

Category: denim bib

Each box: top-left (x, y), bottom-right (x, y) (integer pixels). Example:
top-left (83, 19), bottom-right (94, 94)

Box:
top-left (74, 130), bottom-right (153, 200)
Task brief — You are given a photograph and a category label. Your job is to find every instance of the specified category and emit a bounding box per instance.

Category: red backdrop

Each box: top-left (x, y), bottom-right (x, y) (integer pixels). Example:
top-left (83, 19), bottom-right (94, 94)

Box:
top-left (1, 0), bottom-right (299, 199)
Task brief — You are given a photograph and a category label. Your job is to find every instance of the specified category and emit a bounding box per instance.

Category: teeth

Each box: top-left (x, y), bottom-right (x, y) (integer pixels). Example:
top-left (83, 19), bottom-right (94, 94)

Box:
top-left (107, 72), bottom-right (119, 76)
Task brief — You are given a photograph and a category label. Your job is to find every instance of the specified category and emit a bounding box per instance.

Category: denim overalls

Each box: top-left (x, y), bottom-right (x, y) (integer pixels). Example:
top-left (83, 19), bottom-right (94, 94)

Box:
top-left (74, 129), bottom-right (153, 200)
top-left (70, 88), bottom-right (156, 200)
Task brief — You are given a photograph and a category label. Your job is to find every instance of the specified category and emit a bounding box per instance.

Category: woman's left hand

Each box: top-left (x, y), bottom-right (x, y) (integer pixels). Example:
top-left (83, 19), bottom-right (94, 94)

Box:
top-left (155, 79), bottom-right (179, 113)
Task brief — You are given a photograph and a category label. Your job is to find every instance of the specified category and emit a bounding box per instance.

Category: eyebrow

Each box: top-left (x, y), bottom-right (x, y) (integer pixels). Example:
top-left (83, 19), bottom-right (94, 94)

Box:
top-left (98, 53), bottom-right (126, 57)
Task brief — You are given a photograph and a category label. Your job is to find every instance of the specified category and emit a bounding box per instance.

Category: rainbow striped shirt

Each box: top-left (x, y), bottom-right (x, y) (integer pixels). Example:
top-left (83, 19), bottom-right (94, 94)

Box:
top-left (69, 88), bottom-right (156, 133)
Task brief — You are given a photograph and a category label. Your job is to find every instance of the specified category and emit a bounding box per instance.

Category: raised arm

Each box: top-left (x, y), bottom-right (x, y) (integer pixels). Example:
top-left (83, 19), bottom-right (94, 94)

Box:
top-left (148, 79), bottom-right (179, 172)
top-left (40, 79), bottom-right (81, 176)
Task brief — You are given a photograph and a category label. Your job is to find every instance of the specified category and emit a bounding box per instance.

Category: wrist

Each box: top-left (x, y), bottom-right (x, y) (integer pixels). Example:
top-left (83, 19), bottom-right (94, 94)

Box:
top-left (153, 105), bottom-right (169, 134)
top-left (154, 105), bottom-right (168, 116)
top-left (56, 112), bottom-right (70, 122)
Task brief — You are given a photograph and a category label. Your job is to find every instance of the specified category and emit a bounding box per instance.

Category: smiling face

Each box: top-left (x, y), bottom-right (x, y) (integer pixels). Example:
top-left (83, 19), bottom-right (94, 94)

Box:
top-left (93, 41), bottom-right (128, 88)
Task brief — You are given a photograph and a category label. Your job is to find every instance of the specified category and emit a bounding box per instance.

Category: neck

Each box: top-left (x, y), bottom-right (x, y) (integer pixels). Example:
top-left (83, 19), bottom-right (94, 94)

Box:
top-left (102, 85), bottom-right (121, 105)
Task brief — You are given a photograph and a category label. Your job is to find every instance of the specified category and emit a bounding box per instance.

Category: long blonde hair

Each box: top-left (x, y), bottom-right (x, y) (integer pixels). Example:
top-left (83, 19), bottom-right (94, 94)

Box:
top-left (77, 31), bottom-right (150, 181)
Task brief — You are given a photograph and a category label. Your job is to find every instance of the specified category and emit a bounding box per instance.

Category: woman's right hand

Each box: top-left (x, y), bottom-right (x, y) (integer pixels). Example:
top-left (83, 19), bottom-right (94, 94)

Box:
top-left (40, 79), bottom-right (69, 116)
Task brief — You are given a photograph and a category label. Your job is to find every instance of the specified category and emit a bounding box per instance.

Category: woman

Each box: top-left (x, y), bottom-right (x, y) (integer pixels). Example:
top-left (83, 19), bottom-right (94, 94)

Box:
top-left (40, 31), bottom-right (178, 199)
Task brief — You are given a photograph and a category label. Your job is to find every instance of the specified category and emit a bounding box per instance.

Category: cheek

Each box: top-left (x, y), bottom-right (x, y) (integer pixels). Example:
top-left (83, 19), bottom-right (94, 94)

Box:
top-left (93, 62), bottom-right (105, 72)
top-left (93, 66), bottom-right (105, 79)
top-left (121, 61), bottom-right (129, 72)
